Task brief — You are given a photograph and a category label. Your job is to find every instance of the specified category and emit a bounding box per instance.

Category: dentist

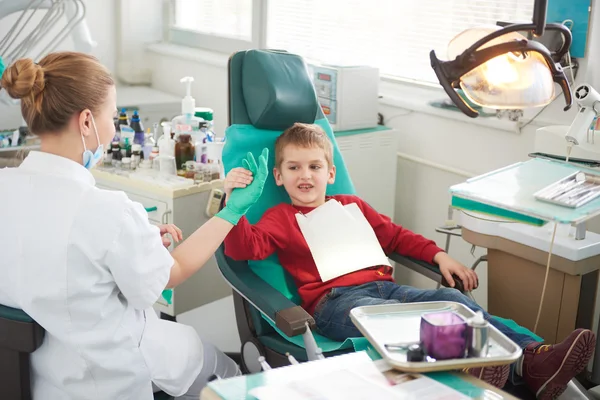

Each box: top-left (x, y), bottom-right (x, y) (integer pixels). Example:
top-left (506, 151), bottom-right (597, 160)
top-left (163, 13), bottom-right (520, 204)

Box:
top-left (0, 52), bottom-right (268, 399)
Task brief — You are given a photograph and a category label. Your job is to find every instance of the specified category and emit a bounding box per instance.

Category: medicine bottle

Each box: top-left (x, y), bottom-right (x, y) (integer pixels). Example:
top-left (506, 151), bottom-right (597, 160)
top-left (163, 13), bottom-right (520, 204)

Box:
top-left (175, 134), bottom-right (195, 170)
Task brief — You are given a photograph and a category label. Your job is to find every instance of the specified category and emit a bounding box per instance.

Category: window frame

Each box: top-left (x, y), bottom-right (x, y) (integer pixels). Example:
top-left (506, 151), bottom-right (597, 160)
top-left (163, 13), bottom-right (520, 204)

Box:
top-left (166, 0), bottom-right (267, 54)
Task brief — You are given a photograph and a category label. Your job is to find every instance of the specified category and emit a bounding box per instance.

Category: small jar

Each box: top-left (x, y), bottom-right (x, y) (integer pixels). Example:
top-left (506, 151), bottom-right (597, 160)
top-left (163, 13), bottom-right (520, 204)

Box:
top-left (103, 148), bottom-right (113, 166)
top-left (111, 141), bottom-right (122, 162)
top-left (203, 166), bottom-right (212, 182)
top-left (121, 157), bottom-right (132, 170)
top-left (131, 144), bottom-right (142, 169)
top-left (184, 161), bottom-right (197, 179)
top-left (149, 146), bottom-right (159, 163)
top-left (210, 163), bottom-right (220, 181)
top-left (194, 164), bottom-right (205, 183)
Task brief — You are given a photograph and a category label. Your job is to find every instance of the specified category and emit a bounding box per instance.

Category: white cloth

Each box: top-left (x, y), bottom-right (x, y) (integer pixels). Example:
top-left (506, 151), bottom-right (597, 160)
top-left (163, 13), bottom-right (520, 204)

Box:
top-left (295, 199), bottom-right (391, 282)
top-left (0, 151), bottom-right (203, 399)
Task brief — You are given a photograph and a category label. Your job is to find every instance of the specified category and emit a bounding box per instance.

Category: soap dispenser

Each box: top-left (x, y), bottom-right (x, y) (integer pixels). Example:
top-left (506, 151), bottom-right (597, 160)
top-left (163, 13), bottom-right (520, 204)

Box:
top-left (171, 76), bottom-right (204, 142)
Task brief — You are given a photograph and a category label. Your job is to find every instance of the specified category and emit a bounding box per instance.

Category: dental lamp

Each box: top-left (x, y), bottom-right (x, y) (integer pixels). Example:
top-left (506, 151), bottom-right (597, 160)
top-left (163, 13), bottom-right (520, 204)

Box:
top-left (430, 0), bottom-right (573, 118)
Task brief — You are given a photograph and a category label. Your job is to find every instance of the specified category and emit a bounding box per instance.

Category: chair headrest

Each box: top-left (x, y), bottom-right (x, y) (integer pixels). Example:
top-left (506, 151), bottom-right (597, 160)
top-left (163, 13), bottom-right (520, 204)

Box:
top-left (242, 50), bottom-right (319, 131)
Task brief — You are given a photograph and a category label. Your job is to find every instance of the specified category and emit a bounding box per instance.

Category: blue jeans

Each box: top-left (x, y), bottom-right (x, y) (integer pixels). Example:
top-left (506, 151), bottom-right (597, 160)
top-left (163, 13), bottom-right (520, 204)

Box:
top-left (313, 281), bottom-right (537, 351)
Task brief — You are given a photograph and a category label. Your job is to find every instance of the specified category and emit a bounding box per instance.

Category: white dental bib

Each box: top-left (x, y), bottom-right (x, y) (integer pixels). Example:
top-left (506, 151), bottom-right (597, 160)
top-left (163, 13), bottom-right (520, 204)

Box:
top-left (295, 199), bottom-right (391, 282)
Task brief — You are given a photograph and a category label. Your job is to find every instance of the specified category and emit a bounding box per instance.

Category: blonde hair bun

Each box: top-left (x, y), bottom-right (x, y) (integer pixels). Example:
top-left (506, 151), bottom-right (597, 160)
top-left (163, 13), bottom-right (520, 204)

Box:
top-left (1, 58), bottom-right (45, 101)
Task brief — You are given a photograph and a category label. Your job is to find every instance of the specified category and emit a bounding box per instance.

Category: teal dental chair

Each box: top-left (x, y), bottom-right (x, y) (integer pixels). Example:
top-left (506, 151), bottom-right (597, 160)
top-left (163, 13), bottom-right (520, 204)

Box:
top-left (0, 304), bottom-right (173, 400)
top-left (216, 49), bottom-right (466, 373)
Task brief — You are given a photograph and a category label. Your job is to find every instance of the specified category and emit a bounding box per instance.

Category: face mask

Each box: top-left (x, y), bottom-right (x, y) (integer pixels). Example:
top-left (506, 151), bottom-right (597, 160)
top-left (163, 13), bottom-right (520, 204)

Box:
top-left (81, 114), bottom-right (104, 170)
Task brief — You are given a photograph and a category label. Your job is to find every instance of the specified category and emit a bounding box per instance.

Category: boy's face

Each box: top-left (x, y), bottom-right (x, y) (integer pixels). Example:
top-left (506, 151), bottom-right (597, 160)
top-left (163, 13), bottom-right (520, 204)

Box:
top-left (274, 145), bottom-right (336, 208)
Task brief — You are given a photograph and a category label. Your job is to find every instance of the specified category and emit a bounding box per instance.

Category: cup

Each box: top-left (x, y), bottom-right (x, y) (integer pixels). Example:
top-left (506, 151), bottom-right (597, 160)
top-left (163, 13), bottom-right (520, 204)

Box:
top-left (420, 311), bottom-right (468, 360)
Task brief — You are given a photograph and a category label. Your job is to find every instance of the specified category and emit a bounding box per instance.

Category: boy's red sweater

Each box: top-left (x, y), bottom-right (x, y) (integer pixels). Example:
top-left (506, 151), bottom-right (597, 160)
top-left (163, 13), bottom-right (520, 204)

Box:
top-left (224, 195), bottom-right (443, 315)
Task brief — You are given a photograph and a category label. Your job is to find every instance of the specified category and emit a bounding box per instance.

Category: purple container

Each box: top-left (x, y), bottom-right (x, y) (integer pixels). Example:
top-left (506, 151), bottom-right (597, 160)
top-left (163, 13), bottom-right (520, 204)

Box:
top-left (420, 311), bottom-right (468, 360)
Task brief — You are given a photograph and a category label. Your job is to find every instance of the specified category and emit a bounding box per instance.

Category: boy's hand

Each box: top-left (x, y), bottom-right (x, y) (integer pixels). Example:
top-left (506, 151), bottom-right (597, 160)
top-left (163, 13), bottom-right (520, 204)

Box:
top-left (158, 224), bottom-right (183, 248)
top-left (224, 167), bottom-right (254, 201)
top-left (434, 252), bottom-right (478, 292)
top-left (216, 148), bottom-right (269, 225)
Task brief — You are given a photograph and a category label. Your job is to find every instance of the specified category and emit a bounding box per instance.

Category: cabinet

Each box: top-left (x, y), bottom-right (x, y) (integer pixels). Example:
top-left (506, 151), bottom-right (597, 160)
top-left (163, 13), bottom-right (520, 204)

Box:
top-left (335, 126), bottom-right (398, 219)
top-left (91, 169), bottom-right (231, 318)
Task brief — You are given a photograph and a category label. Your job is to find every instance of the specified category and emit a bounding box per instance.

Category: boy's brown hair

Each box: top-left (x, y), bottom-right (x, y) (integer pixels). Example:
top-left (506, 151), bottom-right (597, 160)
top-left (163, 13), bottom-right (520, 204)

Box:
top-left (275, 123), bottom-right (334, 168)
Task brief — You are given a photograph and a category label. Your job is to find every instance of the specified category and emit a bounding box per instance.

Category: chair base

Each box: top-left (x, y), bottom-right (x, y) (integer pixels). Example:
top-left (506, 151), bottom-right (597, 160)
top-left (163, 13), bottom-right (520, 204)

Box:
top-left (0, 348), bottom-right (32, 400)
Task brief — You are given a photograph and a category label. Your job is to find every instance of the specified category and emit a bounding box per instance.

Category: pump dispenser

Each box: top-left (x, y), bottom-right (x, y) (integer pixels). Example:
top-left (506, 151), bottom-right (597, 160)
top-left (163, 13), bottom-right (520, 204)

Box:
top-left (180, 77), bottom-right (195, 122)
top-left (171, 76), bottom-right (204, 153)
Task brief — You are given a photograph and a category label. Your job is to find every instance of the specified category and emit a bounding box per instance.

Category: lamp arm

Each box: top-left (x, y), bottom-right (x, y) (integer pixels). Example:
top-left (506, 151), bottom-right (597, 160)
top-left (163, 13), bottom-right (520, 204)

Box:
top-left (460, 23), bottom-right (572, 64)
top-left (533, 0), bottom-right (548, 36)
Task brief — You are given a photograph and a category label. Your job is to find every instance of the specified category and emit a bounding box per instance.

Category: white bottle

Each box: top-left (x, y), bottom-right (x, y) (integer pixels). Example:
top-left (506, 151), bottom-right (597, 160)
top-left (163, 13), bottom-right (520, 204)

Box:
top-left (171, 76), bottom-right (204, 141)
top-left (158, 122), bottom-right (176, 158)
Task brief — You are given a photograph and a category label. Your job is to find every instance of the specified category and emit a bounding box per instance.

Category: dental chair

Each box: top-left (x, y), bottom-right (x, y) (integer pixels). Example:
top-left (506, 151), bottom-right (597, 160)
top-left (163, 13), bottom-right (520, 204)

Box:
top-left (0, 304), bottom-right (173, 400)
top-left (215, 49), bottom-right (466, 373)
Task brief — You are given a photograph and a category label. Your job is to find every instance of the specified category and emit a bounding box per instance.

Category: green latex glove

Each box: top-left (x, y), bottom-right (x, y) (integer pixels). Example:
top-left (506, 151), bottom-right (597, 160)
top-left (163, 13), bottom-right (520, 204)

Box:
top-left (0, 56), bottom-right (5, 77)
top-left (216, 148), bottom-right (269, 225)
top-left (162, 289), bottom-right (173, 305)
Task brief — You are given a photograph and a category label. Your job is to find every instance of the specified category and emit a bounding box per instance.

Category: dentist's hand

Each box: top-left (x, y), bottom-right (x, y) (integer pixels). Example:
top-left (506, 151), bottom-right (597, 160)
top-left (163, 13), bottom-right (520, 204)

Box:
top-left (216, 148), bottom-right (269, 225)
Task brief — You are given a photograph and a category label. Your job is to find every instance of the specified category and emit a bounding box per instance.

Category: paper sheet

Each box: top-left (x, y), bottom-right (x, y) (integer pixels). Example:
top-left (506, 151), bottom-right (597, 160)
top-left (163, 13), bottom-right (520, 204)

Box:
top-left (250, 368), bottom-right (471, 400)
top-left (296, 200), bottom-right (391, 282)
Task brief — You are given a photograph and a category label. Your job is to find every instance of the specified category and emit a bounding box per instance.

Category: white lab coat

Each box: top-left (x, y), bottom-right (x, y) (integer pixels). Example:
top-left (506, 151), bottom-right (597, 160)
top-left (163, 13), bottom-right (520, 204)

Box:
top-left (0, 151), bottom-right (203, 399)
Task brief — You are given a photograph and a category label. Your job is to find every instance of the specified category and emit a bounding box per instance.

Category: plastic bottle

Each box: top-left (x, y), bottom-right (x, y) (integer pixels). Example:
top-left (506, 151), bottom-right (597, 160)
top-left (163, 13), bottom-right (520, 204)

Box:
top-left (194, 122), bottom-right (207, 163)
top-left (158, 122), bottom-right (176, 158)
top-left (171, 77), bottom-right (204, 141)
top-left (194, 107), bottom-right (214, 133)
top-left (117, 108), bottom-right (129, 133)
top-left (130, 110), bottom-right (145, 145)
top-left (121, 137), bottom-right (132, 158)
top-left (142, 128), bottom-right (155, 160)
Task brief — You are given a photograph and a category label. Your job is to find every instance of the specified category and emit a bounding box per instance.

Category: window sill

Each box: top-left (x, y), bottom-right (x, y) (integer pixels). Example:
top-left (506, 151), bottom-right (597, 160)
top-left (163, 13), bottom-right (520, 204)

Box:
top-left (146, 42), bottom-right (574, 134)
top-left (146, 42), bottom-right (230, 69)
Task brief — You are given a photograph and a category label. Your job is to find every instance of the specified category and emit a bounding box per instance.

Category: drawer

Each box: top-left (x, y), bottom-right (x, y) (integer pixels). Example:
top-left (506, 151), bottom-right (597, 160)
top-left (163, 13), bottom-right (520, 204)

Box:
top-left (96, 184), bottom-right (170, 223)
top-left (125, 192), bottom-right (170, 224)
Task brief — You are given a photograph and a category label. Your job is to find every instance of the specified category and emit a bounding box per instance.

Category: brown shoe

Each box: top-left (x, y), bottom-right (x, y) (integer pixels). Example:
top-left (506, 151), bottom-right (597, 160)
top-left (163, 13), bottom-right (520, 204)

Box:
top-left (463, 364), bottom-right (510, 389)
top-left (522, 328), bottom-right (595, 399)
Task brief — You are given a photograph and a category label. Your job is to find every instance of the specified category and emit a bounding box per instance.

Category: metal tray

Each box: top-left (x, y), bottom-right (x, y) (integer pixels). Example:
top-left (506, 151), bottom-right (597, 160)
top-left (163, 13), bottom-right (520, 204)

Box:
top-left (350, 301), bottom-right (522, 373)
top-left (534, 171), bottom-right (600, 209)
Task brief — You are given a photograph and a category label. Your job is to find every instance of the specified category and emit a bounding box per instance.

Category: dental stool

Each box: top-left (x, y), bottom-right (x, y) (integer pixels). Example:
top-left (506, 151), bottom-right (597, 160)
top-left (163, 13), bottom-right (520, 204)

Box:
top-left (216, 49), bottom-right (465, 373)
top-left (0, 304), bottom-right (173, 400)
top-left (0, 304), bottom-right (44, 399)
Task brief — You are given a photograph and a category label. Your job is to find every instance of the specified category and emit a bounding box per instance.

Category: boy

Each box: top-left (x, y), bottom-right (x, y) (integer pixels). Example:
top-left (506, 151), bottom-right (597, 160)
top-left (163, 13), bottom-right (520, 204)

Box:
top-left (223, 123), bottom-right (594, 399)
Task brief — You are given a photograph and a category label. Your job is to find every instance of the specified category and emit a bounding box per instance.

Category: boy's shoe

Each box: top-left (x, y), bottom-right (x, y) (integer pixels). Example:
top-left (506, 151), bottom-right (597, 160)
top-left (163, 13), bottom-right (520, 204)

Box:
top-left (522, 328), bottom-right (595, 400)
top-left (463, 364), bottom-right (510, 389)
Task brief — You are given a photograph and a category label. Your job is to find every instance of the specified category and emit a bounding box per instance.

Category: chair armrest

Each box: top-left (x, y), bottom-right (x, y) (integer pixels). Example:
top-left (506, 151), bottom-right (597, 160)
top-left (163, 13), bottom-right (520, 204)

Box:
top-left (0, 304), bottom-right (45, 353)
top-left (389, 253), bottom-right (465, 293)
top-left (215, 246), bottom-right (314, 337)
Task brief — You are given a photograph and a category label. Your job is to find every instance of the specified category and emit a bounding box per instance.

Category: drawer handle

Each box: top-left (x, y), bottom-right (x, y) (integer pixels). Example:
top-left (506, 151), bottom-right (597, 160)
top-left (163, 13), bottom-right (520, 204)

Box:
top-left (145, 206), bottom-right (158, 212)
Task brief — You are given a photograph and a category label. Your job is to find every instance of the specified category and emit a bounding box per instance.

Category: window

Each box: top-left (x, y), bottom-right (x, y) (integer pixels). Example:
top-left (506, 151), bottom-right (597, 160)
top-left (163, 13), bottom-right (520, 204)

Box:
top-left (266, 0), bottom-right (535, 84)
top-left (170, 0), bottom-right (535, 83)
top-left (169, 0), bottom-right (258, 53)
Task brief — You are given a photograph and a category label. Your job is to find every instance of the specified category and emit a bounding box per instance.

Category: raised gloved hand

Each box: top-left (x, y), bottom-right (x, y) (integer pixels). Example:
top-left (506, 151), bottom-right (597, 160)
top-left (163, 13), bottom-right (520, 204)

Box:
top-left (216, 148), bottom-right (269, 225)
